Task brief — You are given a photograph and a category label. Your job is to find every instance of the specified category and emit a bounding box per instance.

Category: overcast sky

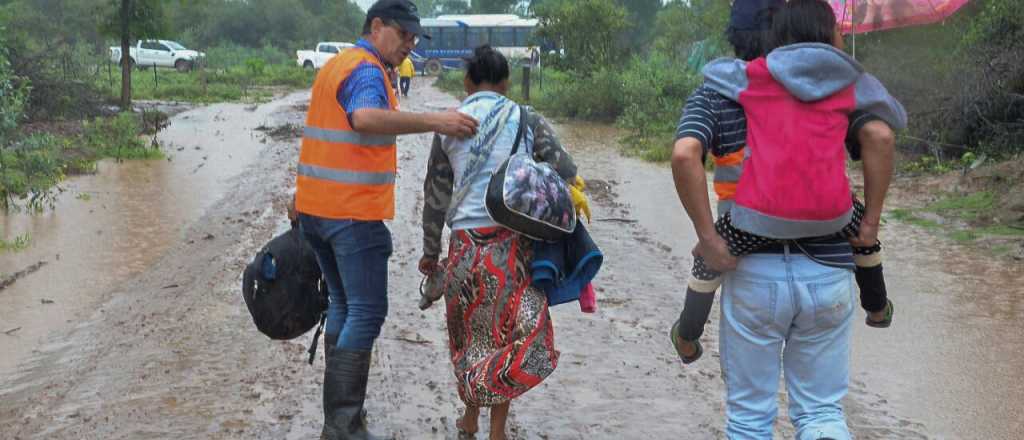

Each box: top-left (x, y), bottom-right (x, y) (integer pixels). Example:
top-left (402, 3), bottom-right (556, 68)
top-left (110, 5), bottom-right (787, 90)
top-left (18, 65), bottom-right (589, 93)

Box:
top-left (354, 0), bottom-right (374, 12)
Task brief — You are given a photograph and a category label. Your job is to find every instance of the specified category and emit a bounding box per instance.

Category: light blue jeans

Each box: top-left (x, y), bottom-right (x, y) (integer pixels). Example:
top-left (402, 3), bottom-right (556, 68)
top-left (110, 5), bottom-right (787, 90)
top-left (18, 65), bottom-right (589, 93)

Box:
top-left (719, 251), bottom-right (855, 440)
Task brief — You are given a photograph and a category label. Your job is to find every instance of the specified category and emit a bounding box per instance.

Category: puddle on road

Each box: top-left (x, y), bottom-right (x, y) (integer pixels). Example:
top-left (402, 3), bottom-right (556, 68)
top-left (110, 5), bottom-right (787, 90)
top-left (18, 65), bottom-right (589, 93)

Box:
top-left (0, 92), bottom-right (308, 376)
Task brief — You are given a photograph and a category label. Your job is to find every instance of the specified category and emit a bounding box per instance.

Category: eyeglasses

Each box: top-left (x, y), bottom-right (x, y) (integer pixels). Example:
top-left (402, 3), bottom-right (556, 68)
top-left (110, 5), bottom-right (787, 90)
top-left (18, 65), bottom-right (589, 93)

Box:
top-left (389, 24), bottom-right (420, 45)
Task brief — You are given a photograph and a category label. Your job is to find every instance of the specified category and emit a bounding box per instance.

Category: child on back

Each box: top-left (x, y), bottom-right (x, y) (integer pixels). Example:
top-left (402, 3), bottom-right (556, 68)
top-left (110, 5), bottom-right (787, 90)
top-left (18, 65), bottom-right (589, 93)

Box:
top-left (672, 0), bottom-right (906, 363)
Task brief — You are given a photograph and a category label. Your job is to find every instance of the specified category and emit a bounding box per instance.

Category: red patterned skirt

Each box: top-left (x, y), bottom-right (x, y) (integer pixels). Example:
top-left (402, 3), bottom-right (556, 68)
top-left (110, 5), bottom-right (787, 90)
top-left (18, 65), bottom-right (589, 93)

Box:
top-left (439, 227), bottom-right (559, 406)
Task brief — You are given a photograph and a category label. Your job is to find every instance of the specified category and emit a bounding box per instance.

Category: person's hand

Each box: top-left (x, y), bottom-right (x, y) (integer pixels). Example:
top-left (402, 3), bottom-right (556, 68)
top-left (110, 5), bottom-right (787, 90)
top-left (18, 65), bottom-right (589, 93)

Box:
top-left (693, 234), bottom-right (737, 273)
top-left (432, 110), bottom-right (477, 139)
top-left (418, 255), bottom-right (439, 276)
top-left (850, 218), bottom-right (880, 248)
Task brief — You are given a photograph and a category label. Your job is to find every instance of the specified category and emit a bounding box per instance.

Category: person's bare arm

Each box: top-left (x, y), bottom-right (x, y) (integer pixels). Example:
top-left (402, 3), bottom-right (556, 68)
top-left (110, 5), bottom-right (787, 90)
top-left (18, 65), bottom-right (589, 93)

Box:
top-left (351, 108), bottom-right (478, 139)
top-left (852, 120), bottom-right (895, 247)
top-left (671, 137), bottom-right (736, 272)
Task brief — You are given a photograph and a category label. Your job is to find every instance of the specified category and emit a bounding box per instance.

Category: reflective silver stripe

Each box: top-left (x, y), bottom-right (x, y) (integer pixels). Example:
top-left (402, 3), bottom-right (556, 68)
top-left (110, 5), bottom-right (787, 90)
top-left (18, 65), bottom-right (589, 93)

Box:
top-left (303, 126), bottom-right (396, 146)
top-left (714, 164), bottom-right (743, 182)
top-left (298, 163), bottom-right (395, 185)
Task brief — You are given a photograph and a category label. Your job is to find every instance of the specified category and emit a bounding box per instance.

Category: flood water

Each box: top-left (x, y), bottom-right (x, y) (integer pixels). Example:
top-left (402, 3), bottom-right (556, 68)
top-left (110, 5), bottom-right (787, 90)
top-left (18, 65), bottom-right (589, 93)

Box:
top-left (0, 93), bottom-right (308, 376)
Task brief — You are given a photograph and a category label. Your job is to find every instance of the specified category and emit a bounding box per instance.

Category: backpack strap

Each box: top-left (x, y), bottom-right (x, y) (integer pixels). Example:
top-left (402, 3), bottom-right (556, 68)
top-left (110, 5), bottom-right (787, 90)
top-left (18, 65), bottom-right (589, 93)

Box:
top-left (508, 105), bottom-right (527, 156)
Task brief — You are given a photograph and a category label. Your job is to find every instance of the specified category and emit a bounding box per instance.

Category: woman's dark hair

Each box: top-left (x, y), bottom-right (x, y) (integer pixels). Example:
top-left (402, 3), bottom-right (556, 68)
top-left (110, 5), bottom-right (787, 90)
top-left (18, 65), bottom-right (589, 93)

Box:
top-left (727, 29), bottom-right (769, 62)
top-left (726, 3), bottom-right (777, 61)
top-left (464, 45), bottom-right (509, 86)
top-left (768, 0), bottom-right (837, 52)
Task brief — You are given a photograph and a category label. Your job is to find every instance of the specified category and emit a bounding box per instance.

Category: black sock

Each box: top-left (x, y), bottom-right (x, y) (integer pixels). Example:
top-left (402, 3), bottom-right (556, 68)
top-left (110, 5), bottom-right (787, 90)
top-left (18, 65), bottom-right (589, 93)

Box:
top-left (677, 287), bottom-right (715, 341)
top-left (855, 264), bottom-right (888, 313)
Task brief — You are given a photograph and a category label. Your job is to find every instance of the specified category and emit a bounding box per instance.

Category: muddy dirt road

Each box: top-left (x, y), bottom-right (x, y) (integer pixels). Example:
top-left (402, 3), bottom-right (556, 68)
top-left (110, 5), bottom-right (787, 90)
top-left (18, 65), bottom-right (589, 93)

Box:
top-left (1, 78), bottom-right (1021, 439)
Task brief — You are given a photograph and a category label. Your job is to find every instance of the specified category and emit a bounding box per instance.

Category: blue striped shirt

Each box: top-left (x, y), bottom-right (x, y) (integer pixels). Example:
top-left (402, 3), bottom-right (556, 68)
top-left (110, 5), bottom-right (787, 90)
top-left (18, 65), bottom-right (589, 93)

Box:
top-left (337, 39), bottom-right (390, 125)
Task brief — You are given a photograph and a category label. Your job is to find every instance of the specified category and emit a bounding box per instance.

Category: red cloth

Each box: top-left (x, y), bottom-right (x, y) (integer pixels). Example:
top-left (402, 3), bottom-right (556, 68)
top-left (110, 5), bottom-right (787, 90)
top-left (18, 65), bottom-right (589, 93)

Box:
top-left (734, 57), bottom-right (854, 222)
top-left (579, 283), bottom-right (596, 313)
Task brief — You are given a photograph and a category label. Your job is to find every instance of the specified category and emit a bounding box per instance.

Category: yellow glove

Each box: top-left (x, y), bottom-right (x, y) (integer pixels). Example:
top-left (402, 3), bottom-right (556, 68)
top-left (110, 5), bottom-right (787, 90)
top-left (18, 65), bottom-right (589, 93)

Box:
top-left (569, 175), bottom-right (591, 223)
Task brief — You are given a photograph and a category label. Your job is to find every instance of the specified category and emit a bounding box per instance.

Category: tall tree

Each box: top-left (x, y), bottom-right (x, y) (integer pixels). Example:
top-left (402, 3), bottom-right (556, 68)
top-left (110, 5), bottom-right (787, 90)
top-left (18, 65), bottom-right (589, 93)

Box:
top-left (100, 0), bottom-right (167, 110)
top-left (620, 0), bottom-right (661, 47)
top-left (471, 0), bottom-right (516, 14)
top-left (438, 0), bottom-right (470, 14)
top-left (534, 0), bottom-right (628, 73)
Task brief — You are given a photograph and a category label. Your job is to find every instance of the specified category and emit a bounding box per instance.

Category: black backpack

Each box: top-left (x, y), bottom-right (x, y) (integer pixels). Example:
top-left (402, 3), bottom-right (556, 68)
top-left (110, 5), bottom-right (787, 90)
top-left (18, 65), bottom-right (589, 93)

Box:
top-left (242, 225), bottom-right (327, 363)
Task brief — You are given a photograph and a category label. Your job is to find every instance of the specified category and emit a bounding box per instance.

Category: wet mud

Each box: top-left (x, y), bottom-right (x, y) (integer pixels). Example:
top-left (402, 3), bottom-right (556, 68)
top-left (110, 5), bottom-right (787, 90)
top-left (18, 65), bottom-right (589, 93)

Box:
top-left (0, 77), bottom-right (1021, 439)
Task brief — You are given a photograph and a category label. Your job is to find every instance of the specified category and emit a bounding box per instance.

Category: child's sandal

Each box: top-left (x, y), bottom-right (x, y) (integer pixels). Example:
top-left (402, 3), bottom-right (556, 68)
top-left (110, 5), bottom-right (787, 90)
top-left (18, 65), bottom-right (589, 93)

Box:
top-left (670, 319), bottom-right (704, 364)
top-left (866, 299), bottom-right (894, 328)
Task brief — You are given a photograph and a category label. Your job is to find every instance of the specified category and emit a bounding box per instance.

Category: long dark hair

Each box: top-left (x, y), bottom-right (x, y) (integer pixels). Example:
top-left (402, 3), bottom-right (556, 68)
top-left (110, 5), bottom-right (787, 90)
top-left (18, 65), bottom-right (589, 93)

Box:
top-left (464, 45), bottom-right (509, 86)
top-left (768, 0), bottom-right (837, 52)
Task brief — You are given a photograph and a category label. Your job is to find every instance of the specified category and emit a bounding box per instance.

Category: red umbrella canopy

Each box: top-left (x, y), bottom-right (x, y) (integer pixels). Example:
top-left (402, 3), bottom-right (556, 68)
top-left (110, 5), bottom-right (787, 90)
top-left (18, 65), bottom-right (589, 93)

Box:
top-left (829, 0), bottom-right (971, 34)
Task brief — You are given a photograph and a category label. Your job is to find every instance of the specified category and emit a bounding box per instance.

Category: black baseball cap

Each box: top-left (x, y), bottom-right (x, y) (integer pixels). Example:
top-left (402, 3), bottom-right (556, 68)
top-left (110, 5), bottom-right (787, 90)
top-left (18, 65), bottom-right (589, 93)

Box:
top-left (367, 0), bottom-right (431, 39)
top-left (729, 0), bottom-right (784, 32)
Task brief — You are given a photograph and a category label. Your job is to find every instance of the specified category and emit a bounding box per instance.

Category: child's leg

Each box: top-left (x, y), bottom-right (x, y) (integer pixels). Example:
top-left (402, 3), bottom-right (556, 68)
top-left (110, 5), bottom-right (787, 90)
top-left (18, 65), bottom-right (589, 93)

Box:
top-left (842, 199), bottom-right (892, 324)
top-left (677, 213), bottom-right (774, 343)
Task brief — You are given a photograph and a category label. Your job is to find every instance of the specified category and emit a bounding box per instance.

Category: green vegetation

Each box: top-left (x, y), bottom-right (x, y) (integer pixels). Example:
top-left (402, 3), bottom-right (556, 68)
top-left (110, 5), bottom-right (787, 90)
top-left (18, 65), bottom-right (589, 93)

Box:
top-left (887, 191), bottom-right (1024, 246)
top-left (1, 112), bottom-right (160, 212)
top-left (93, 62), bottom-right (314, 104)
top-left (926, 191), bottom-right (997, 223)
top-left (0, 233), bottom-right (30, 252)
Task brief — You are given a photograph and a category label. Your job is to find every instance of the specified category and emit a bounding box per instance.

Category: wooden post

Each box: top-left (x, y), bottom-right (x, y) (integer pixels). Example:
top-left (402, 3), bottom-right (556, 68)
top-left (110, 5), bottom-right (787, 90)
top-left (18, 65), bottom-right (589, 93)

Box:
top-left (521, 65), bottom-right (531, 102)
top-left (153, 63), bottom-right (158, 89)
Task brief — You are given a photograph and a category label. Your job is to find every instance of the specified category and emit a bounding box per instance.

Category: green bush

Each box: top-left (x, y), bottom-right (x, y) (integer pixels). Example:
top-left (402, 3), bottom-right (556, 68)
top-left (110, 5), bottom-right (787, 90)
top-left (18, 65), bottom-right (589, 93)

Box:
top-left (82, 112), bottom-right (160, 160)
top-left (204, 42), bottom-right (292, 70)
top-left (616, 54), bottom-right (701, 161)
top-left (1, 133), bottom-right (67, 211)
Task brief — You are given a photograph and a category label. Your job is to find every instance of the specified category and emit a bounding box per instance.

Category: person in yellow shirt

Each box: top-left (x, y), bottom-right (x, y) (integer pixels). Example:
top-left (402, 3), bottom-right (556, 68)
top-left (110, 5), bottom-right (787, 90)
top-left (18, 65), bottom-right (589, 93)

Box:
top-left (398, 56), bottom-right (415, 97)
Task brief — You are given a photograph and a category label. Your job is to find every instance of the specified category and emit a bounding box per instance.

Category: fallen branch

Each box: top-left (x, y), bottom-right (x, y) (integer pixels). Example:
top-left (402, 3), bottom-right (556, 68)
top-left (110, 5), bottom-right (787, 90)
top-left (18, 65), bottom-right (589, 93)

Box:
top-left (595, 218), bottom-right (638, 223)
top-left (4, 327), bottom-right (22, 335)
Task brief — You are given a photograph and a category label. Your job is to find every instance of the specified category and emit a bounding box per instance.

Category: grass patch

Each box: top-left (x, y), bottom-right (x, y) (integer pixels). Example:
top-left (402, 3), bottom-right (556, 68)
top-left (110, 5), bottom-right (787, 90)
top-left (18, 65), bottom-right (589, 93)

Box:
top-left (925, 191), bottom-right (996, 222)
top-left (886, 208), bottom-right (941, 228)
top-left (97, 64), bottom-right (314, 104)
top-left (2, 112), bottom-right (160, 211)
top-left (0, 233), bottom-right (31, 252)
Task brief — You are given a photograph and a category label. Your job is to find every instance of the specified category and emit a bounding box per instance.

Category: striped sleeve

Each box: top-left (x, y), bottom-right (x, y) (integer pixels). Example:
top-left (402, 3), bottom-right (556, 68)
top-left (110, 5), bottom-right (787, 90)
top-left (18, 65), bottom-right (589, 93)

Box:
top-left (675, 85), bottom-right (718, 155)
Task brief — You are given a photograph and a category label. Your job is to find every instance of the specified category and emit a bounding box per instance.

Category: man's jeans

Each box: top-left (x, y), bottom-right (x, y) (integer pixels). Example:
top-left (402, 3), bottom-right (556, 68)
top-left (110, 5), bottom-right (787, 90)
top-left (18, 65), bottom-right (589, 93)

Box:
top-left (299, 214), bottom-right (393, 351)
top-left (720, 252), bottom-right (855, 440)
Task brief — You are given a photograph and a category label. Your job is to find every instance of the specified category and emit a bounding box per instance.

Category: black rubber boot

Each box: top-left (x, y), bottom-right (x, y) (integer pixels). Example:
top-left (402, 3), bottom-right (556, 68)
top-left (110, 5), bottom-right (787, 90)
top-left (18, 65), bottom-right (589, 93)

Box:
top-left (321, 348), bottom-right (381, 440)
top-left (320, 334), bottom-right (337, 440)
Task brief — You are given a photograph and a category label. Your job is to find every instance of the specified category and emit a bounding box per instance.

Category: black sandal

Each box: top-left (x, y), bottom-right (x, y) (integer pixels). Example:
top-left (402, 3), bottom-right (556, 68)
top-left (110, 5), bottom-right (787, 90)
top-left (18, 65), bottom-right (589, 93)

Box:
top-left (670, 319), bottom-right (703, 364)
top-left (866, 299), bottom-right (894, 328)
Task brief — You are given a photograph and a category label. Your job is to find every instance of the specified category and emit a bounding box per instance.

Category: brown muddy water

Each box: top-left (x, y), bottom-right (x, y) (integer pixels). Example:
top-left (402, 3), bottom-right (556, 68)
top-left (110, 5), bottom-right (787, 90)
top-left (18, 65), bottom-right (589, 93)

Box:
top-left (0, 79), bottom-right (1021, 439)
top-left (0, 95), bottom-right (306, 375)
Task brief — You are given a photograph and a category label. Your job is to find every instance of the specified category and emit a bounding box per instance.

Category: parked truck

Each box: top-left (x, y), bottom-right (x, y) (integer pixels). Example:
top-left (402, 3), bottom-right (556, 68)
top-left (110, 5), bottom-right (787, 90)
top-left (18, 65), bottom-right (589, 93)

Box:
top-left (296, 42), bottom-right (356, 69)
top-left (109, 40), bottom-right (205, 72)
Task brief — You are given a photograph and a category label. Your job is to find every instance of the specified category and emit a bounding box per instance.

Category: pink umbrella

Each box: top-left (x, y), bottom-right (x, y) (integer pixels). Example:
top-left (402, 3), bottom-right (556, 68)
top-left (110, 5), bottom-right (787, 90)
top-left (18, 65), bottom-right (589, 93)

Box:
top-left (829, 0), bottom-right (971, 34)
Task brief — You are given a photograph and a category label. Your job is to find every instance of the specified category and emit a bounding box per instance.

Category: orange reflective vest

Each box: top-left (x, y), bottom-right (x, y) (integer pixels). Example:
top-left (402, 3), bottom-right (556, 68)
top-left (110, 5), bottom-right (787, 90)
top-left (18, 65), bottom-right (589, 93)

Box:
top-left (713, 147), bottom-right (745, 202)
top-left (295, 48), bottom-right (399, 220)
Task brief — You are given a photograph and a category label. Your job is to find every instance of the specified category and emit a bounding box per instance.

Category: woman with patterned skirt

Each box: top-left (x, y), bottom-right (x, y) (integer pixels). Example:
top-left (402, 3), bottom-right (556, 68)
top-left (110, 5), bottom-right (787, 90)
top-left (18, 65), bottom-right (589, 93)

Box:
top-left (419, 45), bottom-right (577, 440)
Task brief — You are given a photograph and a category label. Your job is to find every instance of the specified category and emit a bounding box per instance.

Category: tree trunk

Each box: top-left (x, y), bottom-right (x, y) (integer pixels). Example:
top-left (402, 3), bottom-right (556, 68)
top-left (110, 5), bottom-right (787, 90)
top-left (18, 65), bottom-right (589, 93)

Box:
top-left (119, 0), bottom-right (132, 111)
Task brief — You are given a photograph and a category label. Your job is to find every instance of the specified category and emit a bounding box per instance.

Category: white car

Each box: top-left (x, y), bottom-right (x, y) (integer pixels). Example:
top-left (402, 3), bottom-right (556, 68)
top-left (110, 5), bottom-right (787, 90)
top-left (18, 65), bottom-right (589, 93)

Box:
top-left (296, 42), bottom-right (356, 69)
top-left (109, 40), bottom-right (205, 72)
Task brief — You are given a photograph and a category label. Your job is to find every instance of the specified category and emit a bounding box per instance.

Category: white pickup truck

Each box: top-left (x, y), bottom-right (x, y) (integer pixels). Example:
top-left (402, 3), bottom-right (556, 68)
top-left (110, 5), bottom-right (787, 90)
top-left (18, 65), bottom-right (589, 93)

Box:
top-left (296, 42), bottom-right (356, 69)
top-left (109, 40), bottom-right (205, 72)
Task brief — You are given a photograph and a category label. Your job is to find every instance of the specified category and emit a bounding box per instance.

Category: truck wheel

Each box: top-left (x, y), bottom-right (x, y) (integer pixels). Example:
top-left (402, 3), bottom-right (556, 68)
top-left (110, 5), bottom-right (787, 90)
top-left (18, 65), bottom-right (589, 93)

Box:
top-left (303, 61), bottom-right (314, 69)
top-left (425, 59), bottom-right (442, 76)
top-left (175, 59), bottom-right (193, 73)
